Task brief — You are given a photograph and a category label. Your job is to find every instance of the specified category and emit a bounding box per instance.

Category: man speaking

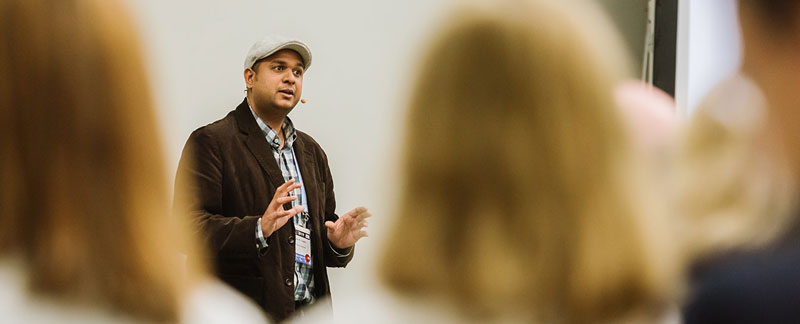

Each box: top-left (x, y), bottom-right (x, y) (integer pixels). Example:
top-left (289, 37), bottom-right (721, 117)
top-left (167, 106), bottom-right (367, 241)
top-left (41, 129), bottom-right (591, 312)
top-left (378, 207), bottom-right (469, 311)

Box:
top-left (176, 35), bottom-right (370, 321)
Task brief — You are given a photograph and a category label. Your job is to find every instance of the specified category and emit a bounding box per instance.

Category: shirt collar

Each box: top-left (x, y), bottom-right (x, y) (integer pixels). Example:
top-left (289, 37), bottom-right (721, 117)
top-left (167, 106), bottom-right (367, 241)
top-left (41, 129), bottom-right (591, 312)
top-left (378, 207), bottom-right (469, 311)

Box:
top-left (248, 102), bottom-right (298, 149)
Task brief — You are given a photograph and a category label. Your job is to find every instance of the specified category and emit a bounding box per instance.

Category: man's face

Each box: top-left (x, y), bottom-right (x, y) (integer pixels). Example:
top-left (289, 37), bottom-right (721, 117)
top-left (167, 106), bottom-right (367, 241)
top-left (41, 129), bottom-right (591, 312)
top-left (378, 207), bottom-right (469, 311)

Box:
top-left (246, 49), bottom-right (305, 114)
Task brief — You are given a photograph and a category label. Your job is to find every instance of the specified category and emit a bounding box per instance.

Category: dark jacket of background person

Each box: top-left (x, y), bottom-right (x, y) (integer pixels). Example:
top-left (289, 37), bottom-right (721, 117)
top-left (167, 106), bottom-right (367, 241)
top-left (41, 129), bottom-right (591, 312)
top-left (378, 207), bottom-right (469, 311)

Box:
top-left (683, 230), bottom-right (800, 324)
top-left (175, 99), bottom-right (353, 321)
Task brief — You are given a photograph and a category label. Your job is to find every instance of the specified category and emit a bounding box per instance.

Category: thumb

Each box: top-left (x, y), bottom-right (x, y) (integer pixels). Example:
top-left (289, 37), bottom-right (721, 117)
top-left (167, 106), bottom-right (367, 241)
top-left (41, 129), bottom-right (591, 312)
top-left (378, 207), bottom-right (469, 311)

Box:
top-left (325, 221), bottom-right (335, 234)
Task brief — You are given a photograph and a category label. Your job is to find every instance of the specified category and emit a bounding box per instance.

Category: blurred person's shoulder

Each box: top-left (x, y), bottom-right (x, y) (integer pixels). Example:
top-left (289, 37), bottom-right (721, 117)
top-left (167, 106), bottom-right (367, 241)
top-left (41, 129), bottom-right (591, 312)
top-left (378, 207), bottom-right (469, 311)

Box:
top-left (0, 258), bottom-right (24, 324)
top-left (182, 278), bottom-right (270, 324)
top-left (1, 259), bottom-right (268, 323)
top-left (0, 257), bottom-right (141, 324)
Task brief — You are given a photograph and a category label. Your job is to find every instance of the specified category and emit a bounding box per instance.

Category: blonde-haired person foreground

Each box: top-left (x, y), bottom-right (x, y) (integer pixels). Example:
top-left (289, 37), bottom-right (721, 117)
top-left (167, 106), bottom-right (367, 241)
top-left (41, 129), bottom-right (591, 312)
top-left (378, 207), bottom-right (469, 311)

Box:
top-left (0, 0), bottom-right (266, 322)
top-left (293, 0), bottom-right (681, 323)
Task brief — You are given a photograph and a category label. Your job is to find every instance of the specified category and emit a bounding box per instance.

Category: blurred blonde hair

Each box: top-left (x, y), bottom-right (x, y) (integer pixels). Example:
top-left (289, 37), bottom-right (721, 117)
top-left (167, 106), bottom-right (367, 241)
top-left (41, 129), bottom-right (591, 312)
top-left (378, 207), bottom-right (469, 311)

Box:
top-left (0, 0), bottom-right (207, 321)
top-left (677, 74), bottom-right (797, 259)
top-left (380, 0), bottom-right (680, 322)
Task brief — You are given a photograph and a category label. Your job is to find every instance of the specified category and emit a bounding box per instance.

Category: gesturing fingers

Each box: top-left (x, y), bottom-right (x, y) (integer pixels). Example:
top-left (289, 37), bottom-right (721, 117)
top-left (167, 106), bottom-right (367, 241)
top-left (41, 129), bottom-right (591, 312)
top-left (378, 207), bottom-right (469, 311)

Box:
top-left (283, 205), bottom-right (304, 218)
top-left (269, 180), bottom-right (302, 209)
top-left (345, 206), bottom-right (371, 220)
top-left (273, 180), bottom-right (302, 199)
top-left (356, 211), bottom-right (372, 222)
top-left (344, 206), bottom-right (365, 217)
top-left (275, 195), bottom-right (298, 205)
top-left (275, 179), bottom-right (295, 193)
top-left (274, 205), bottom-right (304, 222)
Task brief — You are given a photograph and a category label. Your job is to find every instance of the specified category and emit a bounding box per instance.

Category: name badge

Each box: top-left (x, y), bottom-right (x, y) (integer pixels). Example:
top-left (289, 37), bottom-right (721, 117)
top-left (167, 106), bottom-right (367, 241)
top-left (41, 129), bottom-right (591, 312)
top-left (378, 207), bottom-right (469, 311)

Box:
top-left (295, 226), bottom-right (312, 265)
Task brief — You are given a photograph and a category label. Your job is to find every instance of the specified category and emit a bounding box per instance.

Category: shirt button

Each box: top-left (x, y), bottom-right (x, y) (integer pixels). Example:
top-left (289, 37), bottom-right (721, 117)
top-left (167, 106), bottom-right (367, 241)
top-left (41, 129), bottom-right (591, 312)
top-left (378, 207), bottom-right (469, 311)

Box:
top-left (288, 236), bottom-right (295, 244)
top-left (285, 278), bottom-right (292, 286)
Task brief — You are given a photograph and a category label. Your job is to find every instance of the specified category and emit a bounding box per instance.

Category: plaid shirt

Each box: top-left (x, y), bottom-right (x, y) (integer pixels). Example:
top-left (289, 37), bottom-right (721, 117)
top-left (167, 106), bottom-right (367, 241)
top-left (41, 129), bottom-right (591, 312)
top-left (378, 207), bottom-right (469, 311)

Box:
top-left (249, 108), bottom-right (315, 303)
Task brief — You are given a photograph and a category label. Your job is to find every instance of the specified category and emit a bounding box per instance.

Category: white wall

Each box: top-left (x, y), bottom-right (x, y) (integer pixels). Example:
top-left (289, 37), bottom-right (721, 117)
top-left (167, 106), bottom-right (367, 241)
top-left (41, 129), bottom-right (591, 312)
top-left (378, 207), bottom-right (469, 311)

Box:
top-left (676, 0), bottom-right (742, 116)
top-left (124, 0), bottom-right (456, 305)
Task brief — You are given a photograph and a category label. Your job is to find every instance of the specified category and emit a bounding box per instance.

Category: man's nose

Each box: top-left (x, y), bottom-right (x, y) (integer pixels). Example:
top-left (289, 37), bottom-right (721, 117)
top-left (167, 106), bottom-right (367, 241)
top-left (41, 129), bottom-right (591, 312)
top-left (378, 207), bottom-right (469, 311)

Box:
top-left (283, 72), bottom-right (296, 84)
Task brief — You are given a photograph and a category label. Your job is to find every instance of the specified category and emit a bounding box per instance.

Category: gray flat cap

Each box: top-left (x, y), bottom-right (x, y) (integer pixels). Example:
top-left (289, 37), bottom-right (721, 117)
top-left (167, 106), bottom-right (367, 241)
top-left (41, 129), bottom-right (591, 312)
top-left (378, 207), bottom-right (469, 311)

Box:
top-left (243, 35), bottom-right (312, 71)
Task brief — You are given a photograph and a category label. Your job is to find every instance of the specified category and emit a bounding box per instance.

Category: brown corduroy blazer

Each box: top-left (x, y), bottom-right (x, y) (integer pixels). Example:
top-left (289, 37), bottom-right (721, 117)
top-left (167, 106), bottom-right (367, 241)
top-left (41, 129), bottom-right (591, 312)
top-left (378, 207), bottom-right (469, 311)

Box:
top-left (175, 99), bottom-right (353, 322)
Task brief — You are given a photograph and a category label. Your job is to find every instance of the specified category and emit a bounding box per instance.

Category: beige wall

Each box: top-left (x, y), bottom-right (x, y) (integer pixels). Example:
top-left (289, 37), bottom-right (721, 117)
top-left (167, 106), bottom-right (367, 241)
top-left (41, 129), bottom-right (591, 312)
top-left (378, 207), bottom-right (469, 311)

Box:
top-left (597, 0), bottom-right (649, 74)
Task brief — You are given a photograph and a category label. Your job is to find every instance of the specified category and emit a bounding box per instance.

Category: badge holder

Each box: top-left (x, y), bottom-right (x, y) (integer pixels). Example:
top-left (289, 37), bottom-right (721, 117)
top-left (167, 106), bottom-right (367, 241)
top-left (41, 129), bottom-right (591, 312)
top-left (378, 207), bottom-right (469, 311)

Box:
top-left (295, 211), bottom-right (312, 265)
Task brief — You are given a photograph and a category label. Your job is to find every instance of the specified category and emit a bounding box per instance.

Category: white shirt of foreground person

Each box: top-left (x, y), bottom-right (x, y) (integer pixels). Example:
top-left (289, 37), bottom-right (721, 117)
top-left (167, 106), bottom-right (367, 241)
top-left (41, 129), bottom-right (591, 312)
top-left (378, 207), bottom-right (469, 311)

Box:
top-left (0, 258), bottom-right (268, 324)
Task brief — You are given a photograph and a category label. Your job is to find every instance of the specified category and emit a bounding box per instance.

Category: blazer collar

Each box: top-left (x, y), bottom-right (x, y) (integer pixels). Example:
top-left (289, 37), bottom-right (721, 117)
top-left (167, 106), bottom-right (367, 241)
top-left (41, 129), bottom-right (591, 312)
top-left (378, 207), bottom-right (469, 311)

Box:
top-left (236, 99), bottom-right (286, 188)
top-left (234, 98), bottom-right (261, 136)
top-left (235, 98), bottom-right (315, 192)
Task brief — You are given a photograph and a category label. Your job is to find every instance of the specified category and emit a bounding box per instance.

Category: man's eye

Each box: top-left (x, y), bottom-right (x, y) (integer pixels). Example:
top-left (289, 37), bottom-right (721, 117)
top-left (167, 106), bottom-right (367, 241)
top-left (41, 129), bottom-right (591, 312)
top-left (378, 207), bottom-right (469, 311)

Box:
top-left (274, 66), bottom-right (284, 71)
top-left (294, 70), bottom-right (303, 76)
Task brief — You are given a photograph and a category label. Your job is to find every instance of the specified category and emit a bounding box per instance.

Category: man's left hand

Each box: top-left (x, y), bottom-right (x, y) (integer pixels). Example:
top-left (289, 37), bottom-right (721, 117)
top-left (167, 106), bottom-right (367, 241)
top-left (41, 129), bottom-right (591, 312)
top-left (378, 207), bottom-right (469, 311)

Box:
top-left (326, 206), bottom-right (371, 249)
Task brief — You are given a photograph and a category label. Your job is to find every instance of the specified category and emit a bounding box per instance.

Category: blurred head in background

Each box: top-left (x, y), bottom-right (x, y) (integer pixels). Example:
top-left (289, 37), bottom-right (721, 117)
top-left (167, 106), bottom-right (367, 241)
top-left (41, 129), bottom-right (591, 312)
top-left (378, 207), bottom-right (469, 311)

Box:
top-left (614, 81), bottom-right (678, 156)
top-left (379, 0), bottom-right (680, 322)
top-left (0, 0), bottom-right (206, 321)
top-left (676, 73), bottom-right (796, 261)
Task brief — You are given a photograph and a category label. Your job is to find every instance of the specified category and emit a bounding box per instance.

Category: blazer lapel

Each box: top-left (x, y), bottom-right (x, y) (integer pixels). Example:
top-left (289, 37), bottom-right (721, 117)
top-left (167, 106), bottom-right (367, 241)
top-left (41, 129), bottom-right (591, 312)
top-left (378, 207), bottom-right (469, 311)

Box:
top-left (246, 135), bottom-right (286, 189)
top-left (235, 99), bottom-right (286, 189)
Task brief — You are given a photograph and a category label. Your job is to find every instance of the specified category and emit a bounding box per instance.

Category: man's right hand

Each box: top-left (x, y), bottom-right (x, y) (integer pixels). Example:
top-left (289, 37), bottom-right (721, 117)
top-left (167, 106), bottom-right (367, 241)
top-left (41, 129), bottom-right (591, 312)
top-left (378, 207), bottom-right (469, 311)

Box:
top-left (261, 179), bottom-right (304, 237)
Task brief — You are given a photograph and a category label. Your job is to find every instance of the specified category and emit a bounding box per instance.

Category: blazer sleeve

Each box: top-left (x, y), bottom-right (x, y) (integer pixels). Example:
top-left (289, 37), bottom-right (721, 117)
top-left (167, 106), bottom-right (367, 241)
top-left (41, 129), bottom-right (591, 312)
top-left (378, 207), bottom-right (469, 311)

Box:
top-left (318, 148), bottom-right (355, 267)
top-left (175, 128), bottom-right (261, 259)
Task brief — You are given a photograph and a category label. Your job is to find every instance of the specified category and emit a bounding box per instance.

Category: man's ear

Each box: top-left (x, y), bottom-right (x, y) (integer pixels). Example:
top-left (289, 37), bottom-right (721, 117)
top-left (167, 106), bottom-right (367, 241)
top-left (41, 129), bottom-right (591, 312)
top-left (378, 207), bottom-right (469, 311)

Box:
top-left (244, 67), bottom-right (256, 90)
